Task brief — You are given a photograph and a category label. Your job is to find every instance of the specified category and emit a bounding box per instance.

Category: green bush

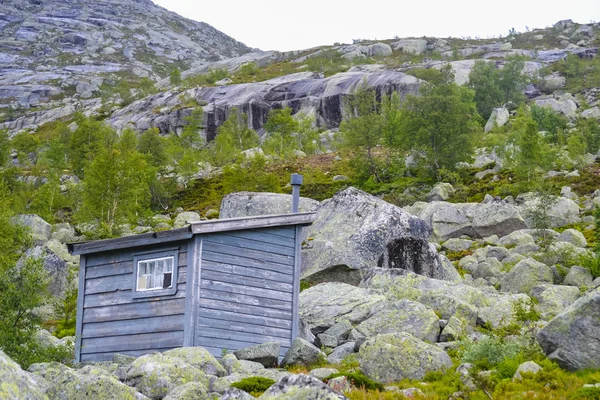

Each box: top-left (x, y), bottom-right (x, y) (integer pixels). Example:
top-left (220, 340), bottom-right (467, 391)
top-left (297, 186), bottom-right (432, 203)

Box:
top-left (230, 376), bottom-right (275, 396)
top-left (461, 336), bottom-right (525, 370)
top-left (570, 386), bottom-right (600, 400)
top-left (324, 371), bottom-right (385, 391)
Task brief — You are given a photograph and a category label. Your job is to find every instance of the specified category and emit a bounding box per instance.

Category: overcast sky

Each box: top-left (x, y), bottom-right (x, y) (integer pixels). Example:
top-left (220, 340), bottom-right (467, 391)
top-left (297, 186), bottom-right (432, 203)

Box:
top-left (153, 0), bottom-right (599, 51)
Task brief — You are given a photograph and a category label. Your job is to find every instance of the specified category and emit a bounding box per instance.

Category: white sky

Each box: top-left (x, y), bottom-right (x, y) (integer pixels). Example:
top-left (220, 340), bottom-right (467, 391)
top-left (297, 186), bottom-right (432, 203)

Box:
top-left (153, 0), bottom-right (599, 51)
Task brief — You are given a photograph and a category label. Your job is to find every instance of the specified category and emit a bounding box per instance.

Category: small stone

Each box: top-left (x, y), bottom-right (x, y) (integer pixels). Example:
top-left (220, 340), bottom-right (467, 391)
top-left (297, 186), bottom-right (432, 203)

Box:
top-left (234, 342), bottom-right (280, 368)
top-left (327, 376), bottom-right (351, 393)
top-left (281, 338), bottom-right (326, 367)
top-left (309, 368), bottom-right (339, 380)
top-left (513, 361), bottom-right (542, 380)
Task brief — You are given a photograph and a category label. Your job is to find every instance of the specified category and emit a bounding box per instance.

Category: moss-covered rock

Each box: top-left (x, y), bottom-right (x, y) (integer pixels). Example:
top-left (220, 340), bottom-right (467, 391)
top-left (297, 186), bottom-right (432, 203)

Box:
top-left (29, 361), bottom-right (147, 400)
top-left (0, 350), bottom-right (48, 400)
top-left (537, 287), bottom-right (600, 371)
top-left (124, 353), bottom-right (210, 399)
top-left (281, 338), bottom-right (326, 368)
top-left (259, 374), bottom-right (346, 400)
top-left (501, 258), bottom-right (554, 294)
top-left (355, 299), bottom-right (440, 343)
top-left (299, 282), bottom-right (386, 331)
top-left (163, 382), bottom-right (208, 400)
top-left (531, 284), bottom-right (581, 320)
top-left (358, 332), bottom-right (452, 383)
top-left (163, 347), bottom-right (226, 377)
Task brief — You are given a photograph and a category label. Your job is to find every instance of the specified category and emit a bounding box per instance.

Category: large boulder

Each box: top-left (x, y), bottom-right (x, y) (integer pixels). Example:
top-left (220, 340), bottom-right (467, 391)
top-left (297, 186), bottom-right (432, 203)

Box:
top-left (163, 382), bottom-right (208, 400)
top-left (259, 374), bottom-right (347, 400)
top-left (1, 350), bottom-right (48, 400)
top-left (519, 195), bottom-right (581, 228)
top-left (124, 353), bottom-right (210, 399)
top-left (299, 282), bottom-right (386, 332)
top-left (427, 183), bottom-right (455, 202)
top-left (220, 192), bottom-right (320, 218)
top-left (405, 201), bottom-right (477, 241)
top-left (163, 347), bottom-right (226, 377)
top-left (280, 338), bottom-right (326, 367)
top-left (563, 266), bottom-right (594, 288)
top-left (377, 237), bottom-right (453, 281)
top-left (531, 284), bottom-right (580, 320)
top-left (484, 107), bottom-right (510, 132)
top-left (533, 94), bottom-right (578, 118)
top-left (501, 258), bottom-right (554, 294)
top-left (472, 202), bottom-right (528, 238)
top-left (359, 333), bottom-right (452, 383)
top-left (537, 288), bottom-right (600, 371)
top-left (13, 214), bottom-right (52, 243)
top-left (355, 299), bottom-right (440, 343)
top-left (19, 246), bottom-right (68, 298)
top-left (29, 362), bottom-right (147, 400)
top-left (233, 342), bottom-right (280, 368)
top-left (302, 188), bottom-right (431, 281)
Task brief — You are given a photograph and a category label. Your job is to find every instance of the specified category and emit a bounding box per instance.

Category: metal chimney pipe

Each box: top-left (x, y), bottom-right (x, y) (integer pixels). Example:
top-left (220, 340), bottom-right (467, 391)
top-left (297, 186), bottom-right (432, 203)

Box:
top-left (290, 174), bottom-right (303, 213)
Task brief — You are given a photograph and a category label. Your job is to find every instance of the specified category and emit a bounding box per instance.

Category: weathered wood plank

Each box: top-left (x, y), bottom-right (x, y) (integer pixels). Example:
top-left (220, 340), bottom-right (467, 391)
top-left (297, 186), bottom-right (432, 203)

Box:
top-left (196, 327), bottom-right (291, 347)
top-left (75, 255), bottom-right (87, 363)
top-left (200, 280), bottom-right (292, 302)
top-left (80, 347), bottom-right (177, 362)
top-left (83, 298), bottom-right (185, 323)
top-left (81, 330), bottom-right (183, 354)
top-left (203, 234), bottom-right (295, 257)
top-left (184, 236), bottom-right (200, 348)
top-left (197, 308), bottom-right (291, 330)
top-left (198, 317), bottom-right (291, 339)
top-left (200, 288), bottom-right (292, 311)
top-left (84, 283), bottom-right (186, 308)
top-left (262, 226), bottom-right (297, 239)
top-left (201, 269), bottom-right (293, 293)
top-left (197, 298), bottom-right (292, 320)
top-left (202, 241), bottom-right (294, 266)
top-left (292, 226), bottom-right (302, 342)
top-left (190, 213), bottom-right (315, 235)
top-left (201, 251), bottom-right (293, 275)
top-left (85, 273), bottom-right (131, 294)
top-left (225, 230), bottom-right (295, 248)
top-left (70, 230), bottom-right (192, 255)
top-left (86, 251), bottom-right (133, 267)
top-left (83, 314), bottom-right (184, 339)
top-left (201, 261), bottom-right (293, 284)
top-left (86, 261), bottom-right (132, 279)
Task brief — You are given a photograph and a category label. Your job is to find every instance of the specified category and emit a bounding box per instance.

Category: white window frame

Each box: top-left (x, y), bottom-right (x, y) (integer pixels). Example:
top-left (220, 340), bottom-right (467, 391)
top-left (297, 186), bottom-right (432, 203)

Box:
top-left (132, 249), bottom-right (179, 299)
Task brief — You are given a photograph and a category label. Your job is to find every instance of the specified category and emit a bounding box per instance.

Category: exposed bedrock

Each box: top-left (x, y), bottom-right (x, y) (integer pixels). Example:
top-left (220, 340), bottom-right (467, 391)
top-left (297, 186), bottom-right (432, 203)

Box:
top-left (107, 70), bottom-right (421, 140)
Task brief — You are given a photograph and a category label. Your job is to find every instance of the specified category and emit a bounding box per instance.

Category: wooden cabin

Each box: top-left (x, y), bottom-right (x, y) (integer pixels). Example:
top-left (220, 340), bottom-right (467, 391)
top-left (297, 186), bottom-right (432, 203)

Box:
top-left (69, 210), bottom-right (315, 363)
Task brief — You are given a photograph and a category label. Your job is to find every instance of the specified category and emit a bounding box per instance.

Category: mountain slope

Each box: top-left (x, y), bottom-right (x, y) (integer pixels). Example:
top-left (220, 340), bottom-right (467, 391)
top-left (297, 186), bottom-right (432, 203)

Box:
top-left (0, 0), bottom-right (252, 123)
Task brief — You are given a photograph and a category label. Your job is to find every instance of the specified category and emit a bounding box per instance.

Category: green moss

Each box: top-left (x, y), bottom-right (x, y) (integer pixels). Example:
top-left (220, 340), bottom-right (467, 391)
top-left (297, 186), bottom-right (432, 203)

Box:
top-left (230, 376), bottom-right (275, 396)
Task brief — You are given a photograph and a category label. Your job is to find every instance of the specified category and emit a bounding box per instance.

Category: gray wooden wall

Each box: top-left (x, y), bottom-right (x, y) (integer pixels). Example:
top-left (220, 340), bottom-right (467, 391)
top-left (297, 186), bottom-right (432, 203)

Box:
top-left (78, 242), bottom-right (189, 362)
top-left (194, 226), bottom-right (299, 358)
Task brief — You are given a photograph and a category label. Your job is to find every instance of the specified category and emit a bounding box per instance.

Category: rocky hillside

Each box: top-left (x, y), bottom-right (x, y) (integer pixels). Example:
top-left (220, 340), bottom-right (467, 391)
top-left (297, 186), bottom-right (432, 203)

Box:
top-left (0, 0), bottom-right (252, 130)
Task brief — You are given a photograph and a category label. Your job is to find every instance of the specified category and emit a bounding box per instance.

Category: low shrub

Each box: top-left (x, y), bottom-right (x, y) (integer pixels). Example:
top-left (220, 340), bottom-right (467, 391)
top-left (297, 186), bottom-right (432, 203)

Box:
top-left (325, 371), bottom-right (385, 391)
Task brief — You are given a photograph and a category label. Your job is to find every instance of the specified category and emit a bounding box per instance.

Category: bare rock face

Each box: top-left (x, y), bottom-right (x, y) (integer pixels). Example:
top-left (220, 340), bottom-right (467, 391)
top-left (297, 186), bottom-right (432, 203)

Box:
top-left (108, 71), bottom-right (421, 140)
top-left (0, 0), bottom-right (252, 132)
top-left (220, 192), bottom-right (320, 219)
top-left (301, 187), bottom-right (432, 283)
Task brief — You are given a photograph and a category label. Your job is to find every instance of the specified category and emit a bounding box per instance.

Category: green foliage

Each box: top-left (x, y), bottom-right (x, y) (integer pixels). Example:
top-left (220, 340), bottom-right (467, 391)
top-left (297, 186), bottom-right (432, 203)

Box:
top-left (461, 336), bottom-right (526, 370)
top-left (11, 132), bottom-right (41, 164)
top-left (78, 129), bottom-right (155, 237)
top-left (238, 62), bottom-right (259, 76)
top-left (0, 181), bottom-right (72, 367)
top-left (340, 83), bottom-right (386, 183)
top-left (221, 156), bottom-right (280, 194)
top-left (570, 386), bottom-right (600, 400)
top-left (527, 191), bottom-right (559, 247)
top-left (262, 108), bottom-right (320, 158)
top-left (552, 53), bottom-right (600, 92)
top-left (468, 58), bottom-right (528, 120)
top-left (211, 110), bottom-right (259, 166)
top-left (52, 269), bottom-right (78, 339)
top-left (402, 65), bottom-right (481, 179)
top-left (577, 117), bottom-right (600, 154)
top-left (183, 68), bottom-right (229, 87)
top-left (305, 49), bottom-right (350, 76)
top-left (531, 105), bottom-right (568, 144)
top-left (230, 376), bottom-right (275, 396)
top-left (324, 372), bottom-right (385, 391)
top-left (0, 130), bottom-right (9, 167)
top-left (169, 68), bottom-right (182, 85)
top-left (138, 128), bottom-right (168, 168)
top-left (69, 114), bottom-right (116, 177)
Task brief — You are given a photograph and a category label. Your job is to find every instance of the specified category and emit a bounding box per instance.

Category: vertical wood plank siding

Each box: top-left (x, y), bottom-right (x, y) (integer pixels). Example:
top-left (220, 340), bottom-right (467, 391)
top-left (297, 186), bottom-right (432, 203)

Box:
top-left (78, 244), bottom-right (188, 362)
top-left (195, 227), bottom-right (297, 358)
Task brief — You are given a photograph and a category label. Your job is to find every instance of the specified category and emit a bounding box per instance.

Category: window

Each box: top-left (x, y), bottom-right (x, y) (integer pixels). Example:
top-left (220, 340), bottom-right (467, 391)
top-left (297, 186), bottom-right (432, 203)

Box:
top-left (132, 249), bottom-right (179, 299)
top-left (137, 256), bottom-right (174, 291)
